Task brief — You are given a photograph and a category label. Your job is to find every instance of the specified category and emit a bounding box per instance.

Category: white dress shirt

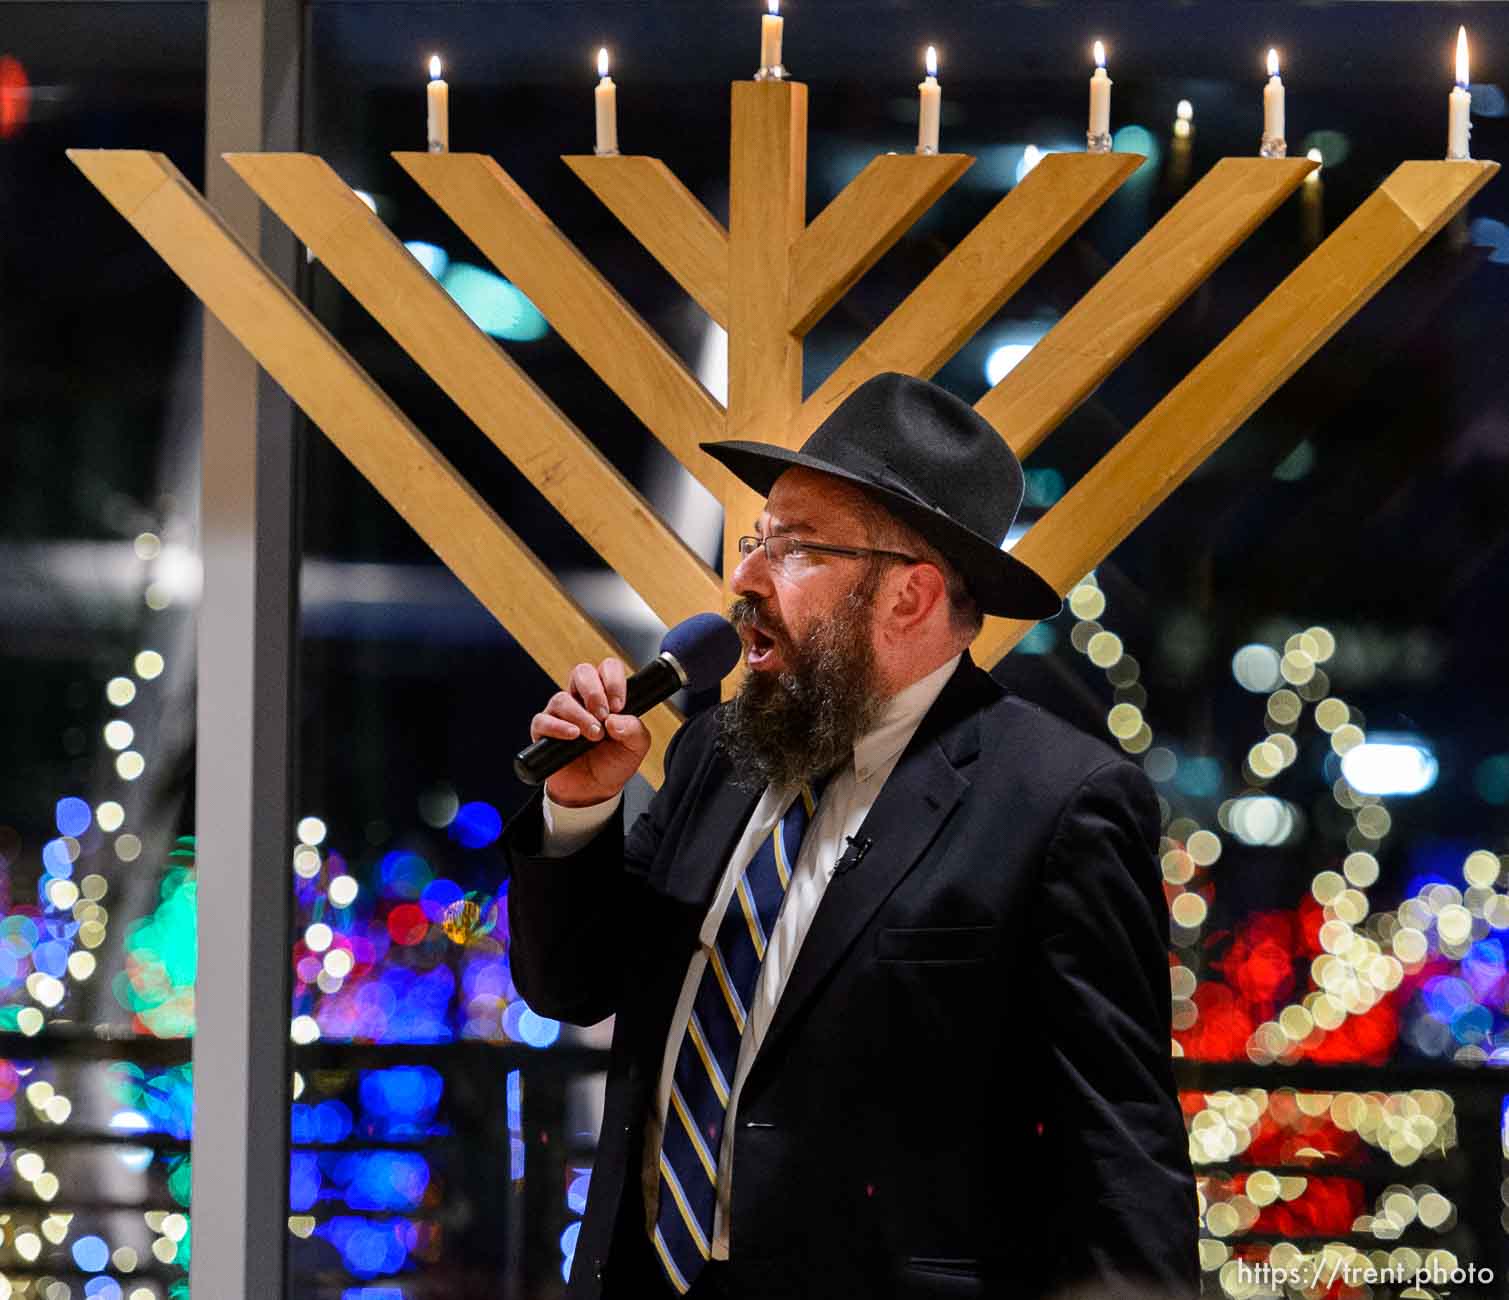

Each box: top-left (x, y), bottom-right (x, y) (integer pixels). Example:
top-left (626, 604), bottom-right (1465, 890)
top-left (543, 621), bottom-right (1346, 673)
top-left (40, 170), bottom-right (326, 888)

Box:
top-left (539, 652), bottom-right (962, 1257)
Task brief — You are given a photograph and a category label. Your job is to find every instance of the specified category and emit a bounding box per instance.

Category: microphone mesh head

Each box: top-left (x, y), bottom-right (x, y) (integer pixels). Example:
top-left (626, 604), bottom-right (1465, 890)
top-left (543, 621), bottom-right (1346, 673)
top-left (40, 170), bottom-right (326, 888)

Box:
top-left (661, 613), bottom-right (742, 693)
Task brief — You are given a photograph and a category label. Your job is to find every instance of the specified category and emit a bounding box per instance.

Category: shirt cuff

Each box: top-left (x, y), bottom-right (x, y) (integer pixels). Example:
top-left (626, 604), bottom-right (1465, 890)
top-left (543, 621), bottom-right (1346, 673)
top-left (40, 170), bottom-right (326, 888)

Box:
top-left (540, 789), bottom-right (623, 857)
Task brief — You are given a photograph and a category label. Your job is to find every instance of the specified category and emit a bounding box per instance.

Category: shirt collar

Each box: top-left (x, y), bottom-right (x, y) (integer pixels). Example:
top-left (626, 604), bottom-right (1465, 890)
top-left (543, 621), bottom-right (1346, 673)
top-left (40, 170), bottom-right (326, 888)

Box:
top-left (851, 652), bottom-right (963, 784)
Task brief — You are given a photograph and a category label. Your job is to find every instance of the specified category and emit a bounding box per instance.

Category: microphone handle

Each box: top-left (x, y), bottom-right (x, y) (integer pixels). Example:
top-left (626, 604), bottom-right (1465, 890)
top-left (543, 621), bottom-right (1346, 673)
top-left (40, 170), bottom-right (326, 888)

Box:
top-left (513, 655), bottom-right (685, 786)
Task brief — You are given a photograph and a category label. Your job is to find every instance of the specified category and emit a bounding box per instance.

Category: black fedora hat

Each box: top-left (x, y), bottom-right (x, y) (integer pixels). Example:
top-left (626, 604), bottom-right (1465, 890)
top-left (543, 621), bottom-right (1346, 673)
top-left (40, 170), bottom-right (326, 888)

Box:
top-left (701, 372), bottom-right (1061, 620)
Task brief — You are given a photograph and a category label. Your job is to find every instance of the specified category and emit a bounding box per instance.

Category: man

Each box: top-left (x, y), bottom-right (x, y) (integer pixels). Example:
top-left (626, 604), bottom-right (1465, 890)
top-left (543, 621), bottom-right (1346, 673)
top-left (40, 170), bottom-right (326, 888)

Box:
top-left (503, 373), bottom-right (1198, 1299)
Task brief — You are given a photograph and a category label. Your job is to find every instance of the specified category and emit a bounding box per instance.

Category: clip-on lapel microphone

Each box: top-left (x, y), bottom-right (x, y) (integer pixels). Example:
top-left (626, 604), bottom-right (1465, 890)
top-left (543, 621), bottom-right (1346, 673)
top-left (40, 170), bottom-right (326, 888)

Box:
top-left (833, 834), bottom-right (874, 875)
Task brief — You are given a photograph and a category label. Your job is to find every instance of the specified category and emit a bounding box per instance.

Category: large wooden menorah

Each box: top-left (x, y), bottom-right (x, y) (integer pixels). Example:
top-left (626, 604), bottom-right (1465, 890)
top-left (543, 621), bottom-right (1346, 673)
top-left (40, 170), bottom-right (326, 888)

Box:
top-left (69, 82), bottom-right (1495, 787)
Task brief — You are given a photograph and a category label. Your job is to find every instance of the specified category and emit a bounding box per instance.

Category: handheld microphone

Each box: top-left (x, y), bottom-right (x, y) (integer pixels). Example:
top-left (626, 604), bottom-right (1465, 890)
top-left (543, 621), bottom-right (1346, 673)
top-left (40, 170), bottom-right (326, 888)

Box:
top-left (513, 612), bottom-right (743, 786)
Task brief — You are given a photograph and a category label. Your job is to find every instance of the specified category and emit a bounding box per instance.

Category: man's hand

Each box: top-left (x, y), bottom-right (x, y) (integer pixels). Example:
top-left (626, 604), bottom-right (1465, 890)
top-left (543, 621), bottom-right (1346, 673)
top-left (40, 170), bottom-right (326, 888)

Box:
top-left (531, 658), bottom-right (652, 808)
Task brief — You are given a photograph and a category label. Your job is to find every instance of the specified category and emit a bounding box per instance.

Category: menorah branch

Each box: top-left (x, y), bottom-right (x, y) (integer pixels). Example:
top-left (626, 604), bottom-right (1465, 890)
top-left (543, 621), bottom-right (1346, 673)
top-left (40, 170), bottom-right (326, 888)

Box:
top-left (789, 152), bottom-right (973, 336)
top-left (565, 154), bottom-right (731, 328)
top-left (973, 158), bottom-right (1498, 670)
top-left (798, 150), bottom-right (1141, 439)
top-left (979, 157), bottom-right (1316, 458)
top-left (66, 147), bottom-right (685, 785)
top-left (395, 151), bottom-right (728, 495)
top-left (225, 151), bottom-right (720, 631)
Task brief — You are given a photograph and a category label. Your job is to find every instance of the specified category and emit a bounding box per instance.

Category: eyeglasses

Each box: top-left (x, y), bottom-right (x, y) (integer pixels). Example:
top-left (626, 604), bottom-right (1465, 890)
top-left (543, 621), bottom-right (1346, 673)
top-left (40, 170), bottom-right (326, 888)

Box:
top-left (736, 534), bottom-right (919, 572)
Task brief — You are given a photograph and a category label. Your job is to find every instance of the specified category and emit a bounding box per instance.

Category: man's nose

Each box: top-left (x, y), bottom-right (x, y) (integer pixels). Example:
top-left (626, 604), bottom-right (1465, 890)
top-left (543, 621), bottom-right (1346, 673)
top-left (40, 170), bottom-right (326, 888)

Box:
top-left (730, 543), bottom-right (773, 598)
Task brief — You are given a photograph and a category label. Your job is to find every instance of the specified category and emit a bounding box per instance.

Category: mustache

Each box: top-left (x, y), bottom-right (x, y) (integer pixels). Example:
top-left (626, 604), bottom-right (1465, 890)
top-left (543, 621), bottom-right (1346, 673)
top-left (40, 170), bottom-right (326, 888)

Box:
top-left (729, 597), bottom-right (787, 643)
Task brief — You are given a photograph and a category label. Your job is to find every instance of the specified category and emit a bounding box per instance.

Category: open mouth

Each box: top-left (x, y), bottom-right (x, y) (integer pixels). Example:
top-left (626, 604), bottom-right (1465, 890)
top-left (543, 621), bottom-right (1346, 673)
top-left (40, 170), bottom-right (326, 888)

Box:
top-left (745, 624), bottom-right (780, 669)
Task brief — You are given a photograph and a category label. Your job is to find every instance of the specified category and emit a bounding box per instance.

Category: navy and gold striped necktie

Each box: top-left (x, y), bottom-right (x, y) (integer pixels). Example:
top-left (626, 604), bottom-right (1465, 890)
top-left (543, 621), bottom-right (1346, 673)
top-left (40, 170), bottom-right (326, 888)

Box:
top-left (650, 774), bottom-right (830, 1293)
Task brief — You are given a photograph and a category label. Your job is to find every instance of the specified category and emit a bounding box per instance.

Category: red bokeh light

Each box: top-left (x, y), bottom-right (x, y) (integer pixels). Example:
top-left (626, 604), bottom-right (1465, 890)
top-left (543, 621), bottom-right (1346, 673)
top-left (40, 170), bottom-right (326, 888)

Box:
top-left (1179, 887), bottom-right (1404, 1066)
top-left (1299, 995), bottom-right (1400, 1065)
top-left (0, 55), bottom-right (30, 140)
top-left (387, 903), bottom-right (430, 947)
top-left (1253, 1173), bottom-right (1365, 1237)
top-left (1219, 910), bottom-right (1300, 1011)
top-left (1175, 981), bottom-right (1255, 1061)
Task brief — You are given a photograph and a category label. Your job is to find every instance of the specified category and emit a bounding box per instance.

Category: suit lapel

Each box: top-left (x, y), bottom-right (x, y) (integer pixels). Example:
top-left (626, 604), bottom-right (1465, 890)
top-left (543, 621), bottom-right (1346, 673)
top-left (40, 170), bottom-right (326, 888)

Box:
top-left (663, 760), bottom-right (761, 907)
top-left (743, 655), bottom-right (1000, 1092)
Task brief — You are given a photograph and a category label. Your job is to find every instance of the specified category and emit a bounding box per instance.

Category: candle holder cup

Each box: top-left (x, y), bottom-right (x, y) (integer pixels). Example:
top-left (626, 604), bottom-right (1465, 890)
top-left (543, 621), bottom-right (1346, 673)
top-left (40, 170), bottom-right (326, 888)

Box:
top-left (1086, 131), bottom-right (1113, 154)
top-left (1259, 135), bottom-right (1287, 159)
top-left (754, 64), bottom-right (788, 82)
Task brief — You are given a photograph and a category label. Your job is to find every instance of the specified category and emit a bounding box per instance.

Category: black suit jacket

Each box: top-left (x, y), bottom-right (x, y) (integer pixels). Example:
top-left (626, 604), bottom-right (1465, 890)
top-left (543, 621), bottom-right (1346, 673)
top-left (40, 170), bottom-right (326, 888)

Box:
top-left (503, 654), bottom-right (1198, 1299)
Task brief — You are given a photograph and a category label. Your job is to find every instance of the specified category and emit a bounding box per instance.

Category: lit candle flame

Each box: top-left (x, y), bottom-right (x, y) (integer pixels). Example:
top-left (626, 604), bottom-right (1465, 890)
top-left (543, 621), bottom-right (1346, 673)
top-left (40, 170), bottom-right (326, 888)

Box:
top-left (1176, 99), bottom-right (1194, 122)
top-left (1093, 40), bottom-right (1106, 70)
top-left (1266, 48), bottom-right (1280, 79)
top-left (769, 0), bottom-right (779, 14)
top-left (1456, 26), bottom-right (1469, 88)
top-left (598, 47), bottom-right (610, 79)
top-left (429, 54), bottom-right (442, 81)
top-left (925, 45), bottom-right (938, 79)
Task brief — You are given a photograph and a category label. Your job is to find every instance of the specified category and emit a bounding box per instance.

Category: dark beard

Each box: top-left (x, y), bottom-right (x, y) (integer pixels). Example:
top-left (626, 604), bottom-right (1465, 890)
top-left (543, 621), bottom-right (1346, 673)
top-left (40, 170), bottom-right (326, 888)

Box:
top-left (716, 570), bottom-right (887, 792)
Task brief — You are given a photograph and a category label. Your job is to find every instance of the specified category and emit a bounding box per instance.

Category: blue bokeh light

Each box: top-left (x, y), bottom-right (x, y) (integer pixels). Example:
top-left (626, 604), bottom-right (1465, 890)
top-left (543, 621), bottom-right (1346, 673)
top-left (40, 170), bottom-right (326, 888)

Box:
top-left (420, 877), bottom-right (464, 923)
top-left (1022, 467), bottom-right (1065, 509)
top-left (1175, 757), bottom-right (1223, 799)
top-left (1112, 124), bottom-right (1160, 167)
top-left (33, 940), bottom-right (69, 978)
top-left (403, 240), bottom-right (450, 279)
top-left (55, 796), bottom-right (92, 838)
top-left (318, 1216), bottom-right (412, 1279)
top-left (290, 1152), bottom-right (322, 1212)
top-left (336, 1151), bottom-right (431, 1211)
top-left (379, 852), bottom-right (433, 900)
top-left (511, 1135), bottom-right (526, 1180)
top-left (292, 1099), bottom-right (354, 1145)
top-left (450, 802), bottom-right (503, 850)
top-left (1015, 624), bottom-right (1057, 656)
top-left (41, 838), bottom-right (75, 878)
top-left (505, 1003), bottom-right (561, 1049)
top-left (1468, 217), bottom-right (1509, 266)
top-left (359, 1065), bottom-right (445, 1137)
top-left (440, 264), bottom-right (549, 341)
top-left (1470, 83), bottom-right (1508, 118)
top-left (72, 1235), bottom-right (110, 1272)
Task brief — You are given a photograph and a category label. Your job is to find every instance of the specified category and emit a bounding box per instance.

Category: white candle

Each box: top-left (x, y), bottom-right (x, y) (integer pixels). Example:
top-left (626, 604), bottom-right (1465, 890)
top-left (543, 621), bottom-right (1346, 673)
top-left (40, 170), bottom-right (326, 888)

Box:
top-left (1262, 48), bottom-right (1285, 154)
top-left (427, 55), bottom-right (449, 154)
top-left (594, 47), bottom-right (619, 156)
top-left (1088, 40), bottom-right (1112, 146)
top-left (1448, 26), bottom-right (1472, 160)
top-left (759, 0), bottom-right (784, 78)
top-left (917, 46), bottom-right (941, 155)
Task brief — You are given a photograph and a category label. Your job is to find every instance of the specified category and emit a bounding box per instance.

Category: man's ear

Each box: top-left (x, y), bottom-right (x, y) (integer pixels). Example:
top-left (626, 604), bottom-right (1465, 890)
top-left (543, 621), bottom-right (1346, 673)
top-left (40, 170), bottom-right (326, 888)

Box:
top-left (883, 562), bottom-right (948, 632)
